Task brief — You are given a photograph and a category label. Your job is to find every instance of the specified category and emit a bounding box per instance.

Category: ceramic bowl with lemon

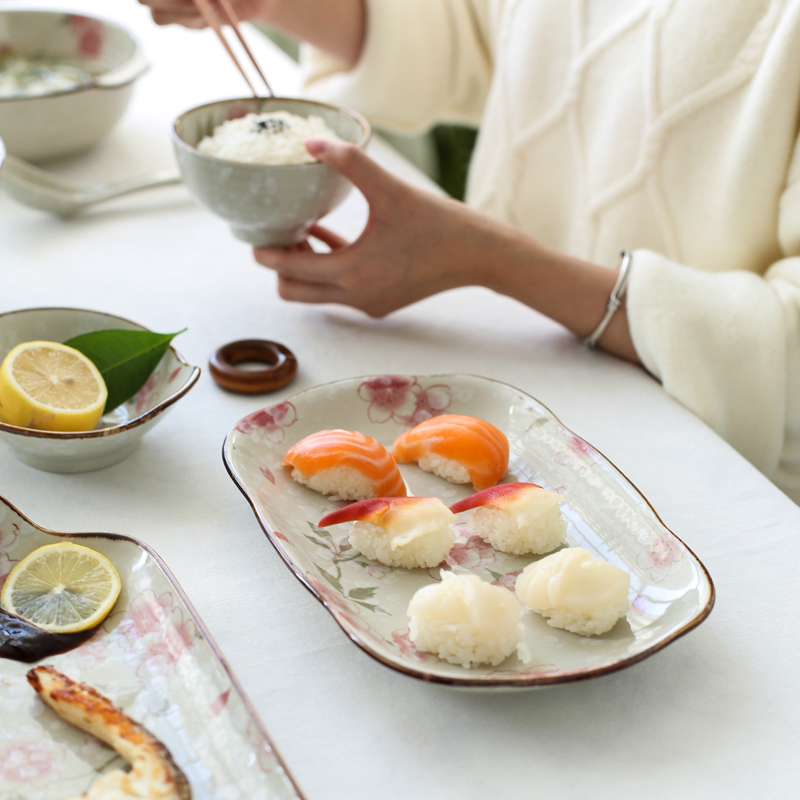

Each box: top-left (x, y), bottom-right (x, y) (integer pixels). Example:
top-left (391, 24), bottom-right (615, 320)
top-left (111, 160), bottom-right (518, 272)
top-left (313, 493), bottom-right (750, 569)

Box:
top-left (0, 307), bottom-right (200, 473)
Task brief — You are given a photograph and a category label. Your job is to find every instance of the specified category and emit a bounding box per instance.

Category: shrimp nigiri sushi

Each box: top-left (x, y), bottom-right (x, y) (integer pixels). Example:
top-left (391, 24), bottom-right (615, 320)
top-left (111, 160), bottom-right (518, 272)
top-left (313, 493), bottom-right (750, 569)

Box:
top-left (449, 482), bottom-right (567, 555)
top-left (515, 547), bottom-right (630, 636)
top-left (319, 496), bottom-right (456, 569)
top-left (283, 429), bottom-right (406, 501)
top-left (391, 414), bottom-right (509, 490)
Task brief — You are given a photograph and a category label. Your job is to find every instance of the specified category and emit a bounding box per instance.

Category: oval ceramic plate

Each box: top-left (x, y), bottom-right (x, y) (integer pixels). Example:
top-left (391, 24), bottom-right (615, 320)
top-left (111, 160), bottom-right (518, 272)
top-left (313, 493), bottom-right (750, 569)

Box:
top-left (0, 495), bottom-right (304, 799)
top-left (223, 375), bottom-right (715, 689)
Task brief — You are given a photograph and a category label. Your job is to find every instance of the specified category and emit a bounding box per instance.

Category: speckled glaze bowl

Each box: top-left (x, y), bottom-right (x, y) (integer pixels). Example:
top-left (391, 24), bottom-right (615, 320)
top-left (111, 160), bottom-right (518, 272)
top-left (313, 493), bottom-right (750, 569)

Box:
top-left (172, 96), bottom-right (370, 246)
top-left (0, 308), bottom-right (200, 473)
top-left (0, 10), bottom-right (148, 162)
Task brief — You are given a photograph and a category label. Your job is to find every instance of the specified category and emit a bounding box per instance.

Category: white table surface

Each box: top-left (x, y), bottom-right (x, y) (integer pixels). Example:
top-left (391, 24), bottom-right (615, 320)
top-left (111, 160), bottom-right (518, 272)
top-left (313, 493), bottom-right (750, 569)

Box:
top-left (2, 2), bottom-right (799, 798)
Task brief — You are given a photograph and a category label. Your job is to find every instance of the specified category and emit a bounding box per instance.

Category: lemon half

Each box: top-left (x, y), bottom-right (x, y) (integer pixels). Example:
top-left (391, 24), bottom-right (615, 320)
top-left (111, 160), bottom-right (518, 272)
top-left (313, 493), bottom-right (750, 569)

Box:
top-left (0, 542), bottom-right (121, 633)
top-left (0, 341), bottom-right (107, 431)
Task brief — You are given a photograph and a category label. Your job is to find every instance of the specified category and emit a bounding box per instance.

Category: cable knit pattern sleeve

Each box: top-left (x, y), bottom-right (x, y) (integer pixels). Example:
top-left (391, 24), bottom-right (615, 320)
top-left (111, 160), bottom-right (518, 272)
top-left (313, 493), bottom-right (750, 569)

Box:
top-left (300, 0), bottom-right (494, 133)
top-left (627, 132), bottom-right (800, 494)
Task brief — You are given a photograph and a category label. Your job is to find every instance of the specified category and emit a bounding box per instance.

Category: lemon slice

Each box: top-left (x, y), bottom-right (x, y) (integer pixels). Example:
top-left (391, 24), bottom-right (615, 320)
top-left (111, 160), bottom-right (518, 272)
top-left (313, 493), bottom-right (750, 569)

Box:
top-left (0, 542), bottom-right (121, 633)
top-left (0, 341), bottom-right (107, 432)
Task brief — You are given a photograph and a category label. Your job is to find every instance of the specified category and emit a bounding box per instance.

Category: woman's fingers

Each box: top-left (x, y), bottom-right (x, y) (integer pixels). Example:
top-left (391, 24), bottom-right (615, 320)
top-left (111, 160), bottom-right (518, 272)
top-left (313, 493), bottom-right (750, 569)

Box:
top-left (254, 242), bottom-right (347, 284)
top-left (305, 139), bottom-right (398, 207)
top-left (308, 224), bottom-right (349, 250)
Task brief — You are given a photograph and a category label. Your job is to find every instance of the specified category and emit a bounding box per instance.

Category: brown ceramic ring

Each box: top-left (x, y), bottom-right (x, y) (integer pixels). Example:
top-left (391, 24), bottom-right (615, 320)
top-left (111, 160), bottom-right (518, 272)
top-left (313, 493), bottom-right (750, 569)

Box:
top-left (209, 340), bottom-right (297, 394)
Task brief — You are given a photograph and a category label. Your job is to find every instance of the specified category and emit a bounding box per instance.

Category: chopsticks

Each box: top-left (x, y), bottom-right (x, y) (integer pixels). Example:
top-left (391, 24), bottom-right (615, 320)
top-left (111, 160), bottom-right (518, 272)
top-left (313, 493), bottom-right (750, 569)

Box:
top-left (190, 0), bottom-right (274, 97)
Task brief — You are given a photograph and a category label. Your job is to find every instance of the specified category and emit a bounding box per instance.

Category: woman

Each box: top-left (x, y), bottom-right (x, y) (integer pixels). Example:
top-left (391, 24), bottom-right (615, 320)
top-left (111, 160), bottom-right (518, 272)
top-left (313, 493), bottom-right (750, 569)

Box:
top-left (141, 0), bottom-right (800, 503)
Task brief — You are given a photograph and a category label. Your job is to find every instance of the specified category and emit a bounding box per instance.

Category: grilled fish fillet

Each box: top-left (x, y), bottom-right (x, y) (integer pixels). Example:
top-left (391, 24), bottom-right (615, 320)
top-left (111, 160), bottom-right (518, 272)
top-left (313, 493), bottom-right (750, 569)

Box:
top-left (27, 665), bottom-right (191, 800)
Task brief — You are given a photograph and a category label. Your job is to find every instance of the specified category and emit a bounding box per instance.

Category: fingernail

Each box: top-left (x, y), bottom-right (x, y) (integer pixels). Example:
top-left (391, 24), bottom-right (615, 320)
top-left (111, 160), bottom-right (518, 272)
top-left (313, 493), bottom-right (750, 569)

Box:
top-left (305, 137), bottom-right (330, 156)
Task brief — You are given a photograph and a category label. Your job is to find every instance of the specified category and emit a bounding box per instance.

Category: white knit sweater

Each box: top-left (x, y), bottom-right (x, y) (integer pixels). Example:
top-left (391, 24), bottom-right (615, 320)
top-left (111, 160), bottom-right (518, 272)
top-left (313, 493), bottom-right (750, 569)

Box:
top-left (302, 0), bottom-right (800, 503)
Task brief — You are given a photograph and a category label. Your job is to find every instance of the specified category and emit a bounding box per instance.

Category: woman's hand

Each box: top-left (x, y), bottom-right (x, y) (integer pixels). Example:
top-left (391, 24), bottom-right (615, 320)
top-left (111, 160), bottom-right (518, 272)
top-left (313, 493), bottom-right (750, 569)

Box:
top-left (254, 139), bottom-right (497, 317)
top-left (137, 0), bottom-right (365, 66)
top-left (254, 138), bottom-right (640, 362)
top-left (138, 0), bottom-right (269, 29)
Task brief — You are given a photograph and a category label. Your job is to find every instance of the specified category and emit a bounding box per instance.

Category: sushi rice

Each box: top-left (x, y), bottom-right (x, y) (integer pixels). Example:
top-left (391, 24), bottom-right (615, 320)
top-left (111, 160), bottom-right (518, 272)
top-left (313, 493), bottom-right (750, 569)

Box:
top-left (515, 547), bottom-right (630, 636)
top-left (409, 571), bottom-right (524, 668)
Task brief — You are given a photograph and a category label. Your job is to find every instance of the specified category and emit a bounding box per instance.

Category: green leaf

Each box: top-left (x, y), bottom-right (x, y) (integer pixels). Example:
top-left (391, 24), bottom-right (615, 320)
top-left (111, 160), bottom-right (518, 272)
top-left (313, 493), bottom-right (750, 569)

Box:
top-left (64, 329), bottom-right (185, 413)
top-left (348, 587), bottom-right (376, 600)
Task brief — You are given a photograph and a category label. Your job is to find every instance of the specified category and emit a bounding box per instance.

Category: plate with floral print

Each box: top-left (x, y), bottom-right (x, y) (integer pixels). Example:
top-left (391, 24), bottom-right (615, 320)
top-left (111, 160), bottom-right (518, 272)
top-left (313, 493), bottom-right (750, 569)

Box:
top-left (0, 494), bottom-right (304, 800)
top-left (223, 374), bottom-right (715, 689)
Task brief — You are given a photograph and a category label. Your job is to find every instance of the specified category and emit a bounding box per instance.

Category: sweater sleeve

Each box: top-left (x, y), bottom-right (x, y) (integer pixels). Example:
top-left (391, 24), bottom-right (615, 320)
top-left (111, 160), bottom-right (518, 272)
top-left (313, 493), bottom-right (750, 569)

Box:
top-left (300, 0), bottom-right (495, 134)
top-left (627, 136), bottom-right (800, 497)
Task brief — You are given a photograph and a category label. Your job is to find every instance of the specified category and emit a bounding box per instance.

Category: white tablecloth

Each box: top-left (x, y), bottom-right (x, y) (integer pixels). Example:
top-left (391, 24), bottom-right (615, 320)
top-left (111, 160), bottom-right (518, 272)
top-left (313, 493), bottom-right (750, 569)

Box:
top-left (2, 2), bottom-right (799, 798)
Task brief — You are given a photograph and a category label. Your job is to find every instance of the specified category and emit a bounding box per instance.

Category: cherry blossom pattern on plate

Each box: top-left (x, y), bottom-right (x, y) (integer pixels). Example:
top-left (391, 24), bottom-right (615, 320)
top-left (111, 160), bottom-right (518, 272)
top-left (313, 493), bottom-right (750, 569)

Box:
top-left (133, 369), bottom-right (162, 415)
top-left (303, 523), bottom-right (388, 616)
top-left (235, 402), bottom-right (298, 444)
top-left (490, 568), bottom-right (524, 591)
top-left (554, 434), bottom-right (599, 476)
top-left (357, 376), bottom-right (452, 426)
top-left (0, 737), bottom-right (67, 791)
top-left (306, 576), bottom-right (386, 650)
top-left (636, 534), bottom-right (684, 583)
top-left (446, 534), bottom-right (497, 571)
top-left (391, 627), bottom-right (438, 665)
top-left (107, 588), bottom-right (198, 679)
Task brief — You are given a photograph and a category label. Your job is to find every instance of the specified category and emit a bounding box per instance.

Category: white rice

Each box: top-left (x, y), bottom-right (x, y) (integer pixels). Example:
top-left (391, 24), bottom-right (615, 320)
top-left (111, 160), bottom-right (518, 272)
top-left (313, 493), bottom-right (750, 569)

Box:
top-left (408, 571), bottom-right (524, 668)
top-left (198, 111), bottom-right (344, 164)
top-left (291, 466), bottom-right (376, 502)
top-left (349, 519), bottom-right (454, 569)
top-left (469, 504), bottom-right (566, 555)
top-left (417, 452), bottom-right (471, 485)
top-left (515, 547), bottom-right (630, 636)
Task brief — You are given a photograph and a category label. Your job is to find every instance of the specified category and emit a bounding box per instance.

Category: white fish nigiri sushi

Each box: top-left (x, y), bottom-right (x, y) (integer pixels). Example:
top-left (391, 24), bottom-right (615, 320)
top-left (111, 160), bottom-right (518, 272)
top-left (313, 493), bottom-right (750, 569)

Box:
top-left (283, 429), bottom-right (406, 501)
top-left (318, 496), bottom-right (456, 569)
top-left (408, 571), bottom-right (524, 668)
top-left (391, 414), bottom-right (509, 490)
top-left (449, 482), bottom-right (567, 555)
top-left (515, 547), bottom-right (630, 636)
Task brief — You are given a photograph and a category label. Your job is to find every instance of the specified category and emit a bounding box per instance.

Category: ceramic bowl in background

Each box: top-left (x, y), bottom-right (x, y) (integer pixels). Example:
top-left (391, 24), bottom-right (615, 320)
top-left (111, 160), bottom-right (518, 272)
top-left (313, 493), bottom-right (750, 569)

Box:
top-left (0, 10), bottom-right (148, 162)
top-left (0, 308), bottom-right (200, 473)
top-left (172, 96), bottom-right (370, 246)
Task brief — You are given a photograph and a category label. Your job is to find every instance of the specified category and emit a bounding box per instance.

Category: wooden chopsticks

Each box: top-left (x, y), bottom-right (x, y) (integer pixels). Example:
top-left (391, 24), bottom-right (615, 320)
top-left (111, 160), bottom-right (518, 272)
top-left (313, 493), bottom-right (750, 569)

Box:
top-left (190, 0), bottom-right (274, 97)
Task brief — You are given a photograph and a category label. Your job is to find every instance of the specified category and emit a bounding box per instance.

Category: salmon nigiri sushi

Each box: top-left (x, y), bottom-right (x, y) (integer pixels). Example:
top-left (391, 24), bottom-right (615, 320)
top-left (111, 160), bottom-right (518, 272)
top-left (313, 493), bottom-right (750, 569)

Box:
top-left (283, 429), bottom-right (406, 501)
top-left (450, 482), bottom-right (567, 555)
top-left (319, 496), bottom-right (456, 569)
top-left (391, 414), bottom-right (509, 490)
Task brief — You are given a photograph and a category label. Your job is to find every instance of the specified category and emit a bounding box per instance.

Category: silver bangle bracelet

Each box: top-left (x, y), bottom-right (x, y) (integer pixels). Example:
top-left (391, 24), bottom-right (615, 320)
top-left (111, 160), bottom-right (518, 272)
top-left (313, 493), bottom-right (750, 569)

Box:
top-left (584, 250), bottom-right (632, 349)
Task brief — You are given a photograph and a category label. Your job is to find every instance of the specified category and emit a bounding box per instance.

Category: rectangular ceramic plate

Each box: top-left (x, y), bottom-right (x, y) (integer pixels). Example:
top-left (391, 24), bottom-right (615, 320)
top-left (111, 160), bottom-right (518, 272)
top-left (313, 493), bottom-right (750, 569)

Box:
top-left (0, 495), bottom-right (304, 800)
top-left (224, 374), bottom-right (715, 689)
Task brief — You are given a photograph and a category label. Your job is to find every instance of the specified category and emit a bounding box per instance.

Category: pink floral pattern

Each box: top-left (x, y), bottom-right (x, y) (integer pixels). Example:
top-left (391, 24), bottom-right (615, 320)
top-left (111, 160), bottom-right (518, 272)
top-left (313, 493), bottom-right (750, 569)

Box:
top-left (0, 740), bottom-right (66, 786)
top-left (491, 568), bottom-right (523, 591)
top-left (308, 577), bottom-right (378, 644)
top-left (69, 15), bottom-right (104, 59)
top-left (390, 628), bottom-right (437, 664)
top-left (108, 589), bottom-right (197, 676)
top-left (553, 434), bottom-right (598, 476)
top-left (636, 535), bottom-right (683, 582)
top-left (357, 376), bottom-right (452, 426)
top-left (236, 402), bottom-right (298, 442)
top-left (446, 535), bottom-right (497, 570)
top-left (135, 369), bottom-right (162, 414)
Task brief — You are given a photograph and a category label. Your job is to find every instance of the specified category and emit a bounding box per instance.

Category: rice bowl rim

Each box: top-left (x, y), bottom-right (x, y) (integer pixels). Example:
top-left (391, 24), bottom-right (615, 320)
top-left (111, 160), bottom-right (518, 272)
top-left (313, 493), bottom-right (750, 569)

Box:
top-left (172, 96), bottom-right (371, 168)
top-left (0, 9), bottom-right (147, 103)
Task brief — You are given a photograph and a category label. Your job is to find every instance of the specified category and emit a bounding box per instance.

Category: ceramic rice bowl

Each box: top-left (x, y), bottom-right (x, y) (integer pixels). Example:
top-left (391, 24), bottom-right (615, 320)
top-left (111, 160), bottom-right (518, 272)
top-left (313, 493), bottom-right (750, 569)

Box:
top-left (0, 10), bottom-right (148, 162)
top-left (172, 96), bottom-right (370, 246)
top-left (0, 308), bottom-right (200, 473)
